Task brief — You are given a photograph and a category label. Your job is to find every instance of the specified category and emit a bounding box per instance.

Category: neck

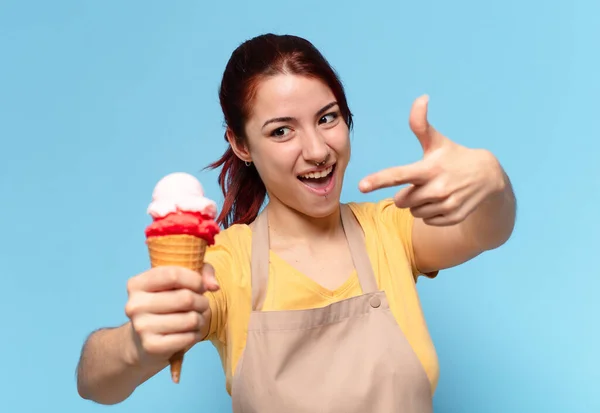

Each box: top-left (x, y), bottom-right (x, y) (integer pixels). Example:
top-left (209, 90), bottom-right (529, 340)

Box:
top-left (263, 197), bottom-right (343, 243)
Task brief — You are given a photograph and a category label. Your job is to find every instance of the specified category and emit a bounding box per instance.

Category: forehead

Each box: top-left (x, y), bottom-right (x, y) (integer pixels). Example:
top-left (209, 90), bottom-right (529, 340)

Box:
top-left (249, 74), bottom-right (336, 120)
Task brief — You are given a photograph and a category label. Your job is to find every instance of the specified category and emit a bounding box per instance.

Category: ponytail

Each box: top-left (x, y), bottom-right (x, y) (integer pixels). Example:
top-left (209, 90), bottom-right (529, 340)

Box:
top-left (207, 142), bottom-right (267, 229)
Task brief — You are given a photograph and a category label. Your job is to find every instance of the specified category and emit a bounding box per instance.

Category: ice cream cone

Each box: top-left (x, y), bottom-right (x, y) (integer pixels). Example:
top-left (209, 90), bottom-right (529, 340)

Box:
top-left (147, 234), bottom-right (208, 272)
top-left (146, 234), bottom-right (208, 383)
top-left (145, 172), bottom-right (220, 384)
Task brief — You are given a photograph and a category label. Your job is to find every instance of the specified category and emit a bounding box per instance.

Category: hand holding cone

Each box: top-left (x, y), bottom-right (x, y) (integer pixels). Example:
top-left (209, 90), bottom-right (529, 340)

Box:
top-left (145, 172), bottom-right (220, 383)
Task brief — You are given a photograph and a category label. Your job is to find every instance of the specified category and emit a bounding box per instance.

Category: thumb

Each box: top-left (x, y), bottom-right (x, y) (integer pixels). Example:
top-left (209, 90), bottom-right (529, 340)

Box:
top-left (409, 95), bottom-right (443, 154)
top-left (201, 263), bottom-right (220, 292)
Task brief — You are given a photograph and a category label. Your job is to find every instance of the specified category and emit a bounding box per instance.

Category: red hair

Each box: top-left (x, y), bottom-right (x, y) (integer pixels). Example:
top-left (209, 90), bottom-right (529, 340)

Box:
top-left (206, 34), bottom-right (353, 229)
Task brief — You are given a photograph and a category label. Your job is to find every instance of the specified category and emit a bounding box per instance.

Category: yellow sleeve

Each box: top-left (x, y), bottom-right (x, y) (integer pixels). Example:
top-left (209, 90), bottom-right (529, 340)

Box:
top-left (203, 242), bottom-right (231, 344)
top-left (359, 198), bottom-right (438, 280)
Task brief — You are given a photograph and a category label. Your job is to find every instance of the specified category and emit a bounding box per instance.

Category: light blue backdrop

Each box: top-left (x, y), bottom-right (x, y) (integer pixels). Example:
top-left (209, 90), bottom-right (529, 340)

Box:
top-left (1, 1), bottom-right (598, 412)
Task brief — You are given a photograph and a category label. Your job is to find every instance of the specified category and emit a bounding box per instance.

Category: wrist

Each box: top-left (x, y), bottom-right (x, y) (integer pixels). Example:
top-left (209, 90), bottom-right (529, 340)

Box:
top-left (120, 322), bottom-right (143, 368)
top-left (119, 322), bottom-right (166, 377)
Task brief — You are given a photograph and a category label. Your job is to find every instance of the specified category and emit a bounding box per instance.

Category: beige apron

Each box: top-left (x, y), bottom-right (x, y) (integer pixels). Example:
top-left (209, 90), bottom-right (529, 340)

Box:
top-left (231, 204), bottom-right (433, 413)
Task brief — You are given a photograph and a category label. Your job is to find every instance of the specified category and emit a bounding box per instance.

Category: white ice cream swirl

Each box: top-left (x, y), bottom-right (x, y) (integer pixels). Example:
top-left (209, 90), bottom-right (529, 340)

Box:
top-left (147, 172), bottom-right (217, 219)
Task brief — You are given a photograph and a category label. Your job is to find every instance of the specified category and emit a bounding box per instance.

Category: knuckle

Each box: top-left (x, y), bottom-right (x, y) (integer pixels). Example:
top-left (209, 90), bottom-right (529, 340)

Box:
top-left (391, 174), bottom-right (405, 186)
top-left (181, 312), bottom-right (201, 331)
top-left (197, 315), bottom-right (206, 331)
top-left (131, 317), bottom-right (147, 334)
top-left (164, 267), bottom-right (180, 286)
top-left (151, 266), bottom-right (181, 290)
top-left (126, 277), bottom-right (137, 295)
top-left (181, 290), bottom-right (196, 309)
top-left (125, 292), bottom-right (146, 318)
top-left (478, 148), bottom-right (495, 163)
top-left (429, 162), bottom-right (444, 176)
top-left (443, 195), bottom-right (460, 212)
top-left (189, 312), bottom-right (202, 329)
top-left (431, 179), bottom-right (450, 199)
top-left (198, 296), bottom-right (210, 312)
top-left (124, 300), bottom-right (137, 318)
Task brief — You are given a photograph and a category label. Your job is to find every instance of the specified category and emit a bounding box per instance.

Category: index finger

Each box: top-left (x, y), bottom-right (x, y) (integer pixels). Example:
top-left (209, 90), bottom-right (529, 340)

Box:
top-left (359, 161), bottom-right (431, 193)
top-left (129, 266), bottom-right (204, 294)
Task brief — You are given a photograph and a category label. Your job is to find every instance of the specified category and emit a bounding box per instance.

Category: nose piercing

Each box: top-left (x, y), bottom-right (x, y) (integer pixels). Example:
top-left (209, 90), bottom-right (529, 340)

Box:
top-left (315, 160), bottom-right (326, 166)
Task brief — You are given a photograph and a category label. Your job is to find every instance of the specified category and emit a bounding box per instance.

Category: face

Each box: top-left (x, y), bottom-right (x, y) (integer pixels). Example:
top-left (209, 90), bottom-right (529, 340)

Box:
top-left (235, 74), bottom-right (350, 218)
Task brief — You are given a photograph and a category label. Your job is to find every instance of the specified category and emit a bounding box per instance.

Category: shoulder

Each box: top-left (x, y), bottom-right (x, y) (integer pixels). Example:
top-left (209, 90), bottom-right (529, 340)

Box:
top-left (204, 223), bottom-right (252, 274)
top-left (208, 223), bottom-right (251, 250)
top-left (347, 198), bottom-right (414, 228)
top-left (347, 198), bottom-right (434, 279)
top-left (346, 198), bottom-right (414, 250)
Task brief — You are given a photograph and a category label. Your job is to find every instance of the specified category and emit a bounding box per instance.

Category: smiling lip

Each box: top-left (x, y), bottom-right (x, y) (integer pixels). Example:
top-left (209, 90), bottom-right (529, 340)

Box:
top-left (297, 163), bottom-right (336, 177)
top-left (297, 163), bottom-right (337, 196)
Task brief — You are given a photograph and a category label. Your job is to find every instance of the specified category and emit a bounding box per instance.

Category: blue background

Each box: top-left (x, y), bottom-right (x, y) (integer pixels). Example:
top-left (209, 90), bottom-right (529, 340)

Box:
top-left (1, 1), bottom-right (598, 412)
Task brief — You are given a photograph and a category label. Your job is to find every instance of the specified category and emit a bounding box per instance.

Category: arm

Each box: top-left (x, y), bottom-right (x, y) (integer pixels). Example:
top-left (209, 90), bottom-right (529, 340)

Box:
top-left (76, 323), bottom-right (168, 405)
top-left (413, 167), bottom-right (516, 273)
top-left (76, 265), bottom-right (217, 405)
top-left (359, 95), bottom-right (517, 274)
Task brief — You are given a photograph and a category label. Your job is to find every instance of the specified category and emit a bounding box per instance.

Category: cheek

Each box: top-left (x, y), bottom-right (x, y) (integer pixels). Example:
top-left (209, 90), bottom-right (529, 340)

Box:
top-left (325, 126), bottom-right (350, 157)
top-left (254, 143), bottom-right (298, 181)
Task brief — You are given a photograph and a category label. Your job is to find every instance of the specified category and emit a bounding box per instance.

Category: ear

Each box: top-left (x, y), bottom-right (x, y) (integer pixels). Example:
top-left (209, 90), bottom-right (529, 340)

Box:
top-left (226, 129), bottom-right (252, 163)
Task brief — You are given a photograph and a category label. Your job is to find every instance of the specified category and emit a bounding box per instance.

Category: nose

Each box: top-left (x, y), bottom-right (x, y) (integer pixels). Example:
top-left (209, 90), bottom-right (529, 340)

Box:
top-left (301, 129), bottom-right (330, 165)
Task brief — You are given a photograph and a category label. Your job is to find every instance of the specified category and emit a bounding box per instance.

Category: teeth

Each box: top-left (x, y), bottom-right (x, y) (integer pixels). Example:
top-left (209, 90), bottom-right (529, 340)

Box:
top-left (300, 166), bottom-right (333, 179)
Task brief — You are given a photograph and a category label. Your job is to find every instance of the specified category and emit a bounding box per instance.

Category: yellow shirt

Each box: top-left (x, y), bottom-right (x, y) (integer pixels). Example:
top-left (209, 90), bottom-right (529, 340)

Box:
top-left (203, 198), bottom-right (440, 395)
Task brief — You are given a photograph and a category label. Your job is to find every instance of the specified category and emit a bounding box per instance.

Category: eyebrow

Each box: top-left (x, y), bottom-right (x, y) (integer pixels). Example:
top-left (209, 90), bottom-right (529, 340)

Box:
top-left (261, 101), bottom-right (339, 129)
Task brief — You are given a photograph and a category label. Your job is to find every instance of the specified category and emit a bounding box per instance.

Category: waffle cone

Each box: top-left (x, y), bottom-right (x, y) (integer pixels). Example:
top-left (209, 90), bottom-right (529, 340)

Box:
top-left (147, 234), bottom-right (208, 273)
top-left (146, 234), bottom-right (208, 383)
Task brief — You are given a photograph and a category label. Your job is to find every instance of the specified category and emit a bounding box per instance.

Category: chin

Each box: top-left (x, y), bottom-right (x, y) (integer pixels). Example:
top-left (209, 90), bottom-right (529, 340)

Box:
top-left (300, 196), bottom-right (341, 219)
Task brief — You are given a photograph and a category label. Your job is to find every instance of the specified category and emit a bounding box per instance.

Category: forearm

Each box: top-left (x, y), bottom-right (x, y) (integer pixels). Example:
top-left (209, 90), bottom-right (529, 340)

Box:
top-left (460, 168), bottom-right (516, 252)
top-left (76, 322), bottom-right (166, 405)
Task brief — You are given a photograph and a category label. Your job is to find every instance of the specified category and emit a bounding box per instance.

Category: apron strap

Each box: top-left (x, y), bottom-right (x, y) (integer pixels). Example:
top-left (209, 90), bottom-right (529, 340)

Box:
top-left (340, 204), bottom-right (378, 294)
top-left (251, 210), bottom-right (270, 311)
top-left (250, 204), bottom-right (379, 311)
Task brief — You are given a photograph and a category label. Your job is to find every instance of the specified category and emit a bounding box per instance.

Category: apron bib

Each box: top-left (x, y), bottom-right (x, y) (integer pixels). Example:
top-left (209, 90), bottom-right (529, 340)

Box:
top-left (231, 204), bottom-right (433, 413)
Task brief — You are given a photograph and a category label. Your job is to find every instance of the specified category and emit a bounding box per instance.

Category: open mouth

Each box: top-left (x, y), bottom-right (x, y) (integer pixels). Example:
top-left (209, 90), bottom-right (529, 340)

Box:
top-left (297, 163), bottom-right (336, 194)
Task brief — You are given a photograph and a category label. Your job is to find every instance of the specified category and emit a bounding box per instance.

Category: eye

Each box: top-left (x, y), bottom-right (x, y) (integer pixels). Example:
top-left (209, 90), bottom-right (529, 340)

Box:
top-left (319, 112), bottom-right (338, 125)
top-left (270, 126), bottom-right (291, 138)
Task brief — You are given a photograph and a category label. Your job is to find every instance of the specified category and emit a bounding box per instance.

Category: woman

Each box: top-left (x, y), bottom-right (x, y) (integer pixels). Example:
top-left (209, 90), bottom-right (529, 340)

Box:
top-left (76, 34), bottom-right (516, 412)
